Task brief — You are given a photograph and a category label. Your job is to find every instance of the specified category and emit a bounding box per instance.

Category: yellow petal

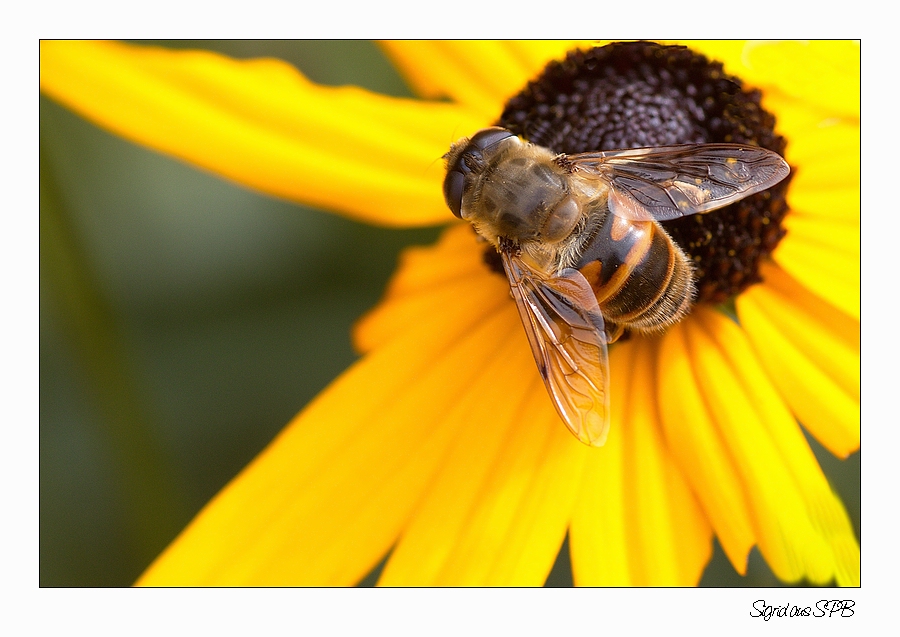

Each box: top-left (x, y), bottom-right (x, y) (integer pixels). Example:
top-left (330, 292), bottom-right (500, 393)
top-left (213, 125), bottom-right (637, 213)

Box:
top-left (737, 264), bottom-right (860, 458)
top-left (569, 344), bottom-right (632, 585)
top-left (788, 185), bottom-right (859, 223)
top-left (771, 227), bottom-right (860, 321)
top-left (657, 322), bottom-right (756, 573)
top-left (688, 308), bottom-right (859, 585)
top-left (782, 214), bottom-right (859, 258)
top-left (378, 40), bottom-right (579, 120)
top-left (570, 339), bottom-right (712, 586)
top-left (758, 88), bottom-right (834, 158)
top-left (785, 119), bottom-right (860, 191)
top-left (137, 287), bottom-right (517, 586)
top-left (621, 338), bottom-right (713, 585)
top-left (379, 311), bottom-right (589, 586)
top-left (40, 40), bottom-right (484, 227)
top-left (354, 224), bottom-right (507, 352)
top-left (742, 41), bottom-right (860, 118)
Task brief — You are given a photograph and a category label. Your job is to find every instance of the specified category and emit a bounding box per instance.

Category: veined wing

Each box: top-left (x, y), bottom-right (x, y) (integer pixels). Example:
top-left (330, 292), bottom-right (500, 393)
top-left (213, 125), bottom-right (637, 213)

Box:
top-left (501, 250), bottom-right (610, 447)
top-left (568, 143), bottom-right (790, 221)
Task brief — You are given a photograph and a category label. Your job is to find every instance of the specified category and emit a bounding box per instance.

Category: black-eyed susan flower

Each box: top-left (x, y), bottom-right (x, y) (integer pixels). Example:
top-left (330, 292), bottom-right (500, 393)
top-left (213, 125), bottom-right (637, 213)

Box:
top-left (39, 40), bottom-right (860, 586)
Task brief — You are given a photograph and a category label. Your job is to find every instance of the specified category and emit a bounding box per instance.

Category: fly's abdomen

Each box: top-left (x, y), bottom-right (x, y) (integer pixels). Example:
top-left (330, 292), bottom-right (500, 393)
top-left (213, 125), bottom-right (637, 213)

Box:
top-left (576, 213), bottom-right (695, 334)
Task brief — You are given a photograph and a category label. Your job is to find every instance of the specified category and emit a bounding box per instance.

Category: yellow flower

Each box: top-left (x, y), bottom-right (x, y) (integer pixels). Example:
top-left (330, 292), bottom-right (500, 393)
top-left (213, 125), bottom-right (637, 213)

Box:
top-left (40, 40), bottom-right (860, 586)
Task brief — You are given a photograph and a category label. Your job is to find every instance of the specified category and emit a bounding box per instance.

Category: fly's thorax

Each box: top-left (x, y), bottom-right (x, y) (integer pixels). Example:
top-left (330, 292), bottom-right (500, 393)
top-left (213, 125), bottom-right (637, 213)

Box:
top-left (466, 140), bottom-right (581, 248)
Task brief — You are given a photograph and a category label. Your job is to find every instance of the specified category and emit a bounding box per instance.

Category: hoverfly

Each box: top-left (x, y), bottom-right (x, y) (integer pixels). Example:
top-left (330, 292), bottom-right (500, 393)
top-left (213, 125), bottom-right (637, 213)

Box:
top-left (443, 127), bottom-right (789, 446)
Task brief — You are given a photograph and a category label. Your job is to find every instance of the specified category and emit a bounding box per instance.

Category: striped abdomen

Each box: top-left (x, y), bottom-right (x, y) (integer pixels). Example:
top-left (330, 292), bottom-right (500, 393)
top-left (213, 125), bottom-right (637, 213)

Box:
top-left (576, 212), bottom-right (695, 337)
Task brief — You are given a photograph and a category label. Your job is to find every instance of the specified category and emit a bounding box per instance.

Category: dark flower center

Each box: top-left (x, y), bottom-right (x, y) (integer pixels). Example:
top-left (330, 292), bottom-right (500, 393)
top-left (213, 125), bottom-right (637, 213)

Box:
top-left (494, 41), bottom-right (791, 304)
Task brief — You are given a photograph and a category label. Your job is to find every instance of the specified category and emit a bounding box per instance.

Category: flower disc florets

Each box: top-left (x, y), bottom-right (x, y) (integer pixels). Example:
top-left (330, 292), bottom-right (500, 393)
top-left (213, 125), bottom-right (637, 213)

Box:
top-left (495, 41), bottom-right (791, 303)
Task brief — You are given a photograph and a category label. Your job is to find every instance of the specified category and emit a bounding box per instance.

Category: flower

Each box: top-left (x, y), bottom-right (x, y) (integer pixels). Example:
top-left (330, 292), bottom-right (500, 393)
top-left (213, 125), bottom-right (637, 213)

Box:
top-left (40, 40), bottom-right (860, 586)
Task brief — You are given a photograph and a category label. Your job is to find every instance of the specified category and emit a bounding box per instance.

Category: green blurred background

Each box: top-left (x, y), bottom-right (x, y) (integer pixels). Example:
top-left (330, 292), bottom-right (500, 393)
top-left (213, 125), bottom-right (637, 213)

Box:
top-left (39, 40), bottom-right (859, 587)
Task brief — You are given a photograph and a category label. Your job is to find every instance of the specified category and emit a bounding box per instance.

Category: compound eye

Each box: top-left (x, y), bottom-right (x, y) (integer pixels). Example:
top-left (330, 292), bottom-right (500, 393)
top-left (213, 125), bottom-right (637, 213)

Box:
top-left (443, 169), bottom-right (466, 218)
top-left (442, 128), bottom-right (514, 218)
top-left (470, 127), bottom-right (515, 152)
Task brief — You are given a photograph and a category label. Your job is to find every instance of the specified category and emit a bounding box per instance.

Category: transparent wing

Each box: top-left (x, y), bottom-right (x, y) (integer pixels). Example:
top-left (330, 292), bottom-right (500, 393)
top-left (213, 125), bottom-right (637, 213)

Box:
top-left (500, 250), bottom-right (610, 447)
top-left (568, 143), bottom-right (790, 221)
